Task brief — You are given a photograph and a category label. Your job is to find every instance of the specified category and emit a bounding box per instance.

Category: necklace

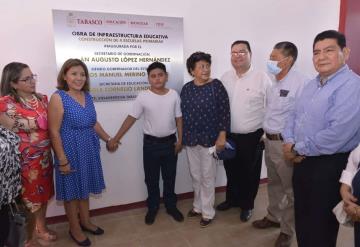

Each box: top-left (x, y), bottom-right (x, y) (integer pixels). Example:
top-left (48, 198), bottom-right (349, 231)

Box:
top-left (20, 94), bottom-right (39, 110)
top-left (19, 94), bottom-right (48, 130)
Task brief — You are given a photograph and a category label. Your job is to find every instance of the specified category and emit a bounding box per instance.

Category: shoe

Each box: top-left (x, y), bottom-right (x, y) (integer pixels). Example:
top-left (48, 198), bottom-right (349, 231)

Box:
top-left (216, 201), bottom-right (232, 211)
top-left (24, 240), bottom-right (39, 247)
top-left (80, 224), bottom-right (104, 235)
top-left (252, 217), bottom-right (280, 229)
top-left (275, 232), bottom-right (292, 247)
top-left (200, 218), bottom-right (212, 228)
top-left (187, 209), bottom-right (202, 218)
top-left (166, 208), bottom-right (184, 222)
top-left (145, 210), bottom-right (158, 225)
top-left (240, 209), bottom-right (253, 222)
top-left (35, 227), bottom-right (57, 241)
top-left (69, 231), bottom-right (91, 246)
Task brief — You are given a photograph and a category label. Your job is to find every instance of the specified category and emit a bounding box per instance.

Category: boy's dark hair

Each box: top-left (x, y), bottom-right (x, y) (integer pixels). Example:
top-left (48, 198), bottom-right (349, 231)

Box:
top-left (313, 30), bottom-right (346, 50)
top-left (186, 52), bottom-right (211, 76)
top-left (147, 62), bottom-right (167, 75)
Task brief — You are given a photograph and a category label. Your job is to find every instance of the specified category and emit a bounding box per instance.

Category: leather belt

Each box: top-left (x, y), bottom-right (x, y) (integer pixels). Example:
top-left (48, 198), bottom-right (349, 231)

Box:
top-left (266, 133), bottom-right (283, 141)
top-left (144, 134), bottom-right (176, 143)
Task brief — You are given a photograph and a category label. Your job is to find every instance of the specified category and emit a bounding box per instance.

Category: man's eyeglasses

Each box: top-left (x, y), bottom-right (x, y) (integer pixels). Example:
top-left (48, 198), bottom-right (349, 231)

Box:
top-left (231, 51), bottom-right (249, 56)
top-left (18, 74), bottom-right (37, 83)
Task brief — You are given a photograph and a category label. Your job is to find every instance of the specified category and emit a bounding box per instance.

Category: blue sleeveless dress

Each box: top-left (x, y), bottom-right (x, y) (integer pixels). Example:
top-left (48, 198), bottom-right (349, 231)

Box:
top-left (54, 90), bottom-right (105, 201)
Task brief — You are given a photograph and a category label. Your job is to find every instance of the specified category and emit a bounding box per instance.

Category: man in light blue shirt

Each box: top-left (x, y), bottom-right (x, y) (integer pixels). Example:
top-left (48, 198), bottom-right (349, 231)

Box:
top-left (253, 42), bottom-right (308, 247)
top-left (282, 30), bottom-right (360, 247)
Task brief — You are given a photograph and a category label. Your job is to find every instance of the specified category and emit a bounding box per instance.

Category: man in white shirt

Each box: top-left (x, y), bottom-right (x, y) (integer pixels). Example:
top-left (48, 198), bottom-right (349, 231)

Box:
top-left (252, 42), bottom-right (308, 247)
top-left (218, 40), bottom-right (272, 222)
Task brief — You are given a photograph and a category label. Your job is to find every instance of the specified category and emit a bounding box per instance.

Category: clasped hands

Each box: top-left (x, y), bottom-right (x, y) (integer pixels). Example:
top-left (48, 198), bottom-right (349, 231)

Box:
top-left (106, 138), bottom-right (120, 152)
top-left (341, 184), bottom-right (360, 222)
top-left (282, 143), bottom-right (305, 164)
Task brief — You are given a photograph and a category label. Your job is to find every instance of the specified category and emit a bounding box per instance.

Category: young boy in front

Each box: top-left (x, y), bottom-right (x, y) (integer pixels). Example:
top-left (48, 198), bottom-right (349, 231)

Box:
top-left (108, 62), bottom-right (184, 225)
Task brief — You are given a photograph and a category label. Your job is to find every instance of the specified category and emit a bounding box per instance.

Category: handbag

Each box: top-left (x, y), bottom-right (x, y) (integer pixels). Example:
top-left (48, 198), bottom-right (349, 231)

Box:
top-left (213, 138), bottom-right (236, 160)
top-left (6, 201), bottom-right (27, 247)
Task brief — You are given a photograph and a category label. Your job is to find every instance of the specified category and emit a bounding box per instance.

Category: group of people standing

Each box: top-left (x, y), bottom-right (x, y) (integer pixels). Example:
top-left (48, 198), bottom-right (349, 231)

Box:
top-left (0, 59), bottom-right (111, 247)
top-left (0, 29), bottom-right (360, 247)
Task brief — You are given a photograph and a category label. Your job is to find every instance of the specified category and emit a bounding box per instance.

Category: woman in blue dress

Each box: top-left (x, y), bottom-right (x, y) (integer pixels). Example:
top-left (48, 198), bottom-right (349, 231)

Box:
top-left (48, 59), bottom-right (116, 246)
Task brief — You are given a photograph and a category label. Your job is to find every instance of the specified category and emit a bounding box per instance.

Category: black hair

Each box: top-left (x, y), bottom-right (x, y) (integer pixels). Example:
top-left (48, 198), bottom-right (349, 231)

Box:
top-left (146, 62), bottom-right (167, 75)
top-left (186, 52), bottom-right (211, 76)
top-left (313, 30), bottom-right (346, 50)
top-left (231, 40), bottom-right (252, 53)
top-left (274, 41), bottom-right (298, 66)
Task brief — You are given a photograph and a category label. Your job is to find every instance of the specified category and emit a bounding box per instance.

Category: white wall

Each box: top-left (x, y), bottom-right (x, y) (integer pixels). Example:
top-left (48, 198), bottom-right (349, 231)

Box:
top-left (0, 0), bottom-right (340, 217)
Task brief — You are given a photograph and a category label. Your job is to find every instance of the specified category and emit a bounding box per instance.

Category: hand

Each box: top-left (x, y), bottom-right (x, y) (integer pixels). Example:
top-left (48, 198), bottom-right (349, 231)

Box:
top-left (283, 149), bottom-right (296, 161)
top-left (282, 143), bottom-right (293, 154)
top-left (282, 143), bottom-right (305, 164)
top-left (215, 137), bottom-right (226, 152)
top-left (59, 162), bottom-right (73, 175)
top-left (292, 155), bottom-right (306, 163)
top-left (107, 138), bottom-right (120, 152)
top-left (341, 184), bottom-right (358, 207)
top-left (344, 204), bottom-right (360, 222)
top-left (174, 141), bottom-right (182, 154)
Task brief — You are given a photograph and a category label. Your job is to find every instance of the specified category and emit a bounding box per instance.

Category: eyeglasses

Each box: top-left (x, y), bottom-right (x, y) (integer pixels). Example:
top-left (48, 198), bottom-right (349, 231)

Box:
top-left (231, 51), bottom-right (249, 56)
top-left (18, 74), bottom-right (37, 83)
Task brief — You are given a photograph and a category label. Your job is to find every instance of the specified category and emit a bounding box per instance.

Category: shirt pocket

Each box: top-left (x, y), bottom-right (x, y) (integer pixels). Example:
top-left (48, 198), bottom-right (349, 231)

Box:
top-left (245, 88), bottom-right (264, 108)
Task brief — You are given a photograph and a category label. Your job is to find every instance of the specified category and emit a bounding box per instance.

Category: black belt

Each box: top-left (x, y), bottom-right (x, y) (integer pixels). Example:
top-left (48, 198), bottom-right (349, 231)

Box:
top-left (144, 134), bottom-right (176, 143)
top-left (266, 133), bottom-right (283, 141)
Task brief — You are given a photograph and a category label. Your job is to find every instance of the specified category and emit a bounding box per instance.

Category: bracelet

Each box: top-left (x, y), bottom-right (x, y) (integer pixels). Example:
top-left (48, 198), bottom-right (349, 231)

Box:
top-left (106, 137), bottom-right (112, 143)
top-left (58, 162), bottom-right (69, 167)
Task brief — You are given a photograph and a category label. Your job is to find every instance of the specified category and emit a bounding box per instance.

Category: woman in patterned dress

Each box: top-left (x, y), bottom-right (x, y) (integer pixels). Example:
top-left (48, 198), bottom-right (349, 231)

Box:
top-left (180, 52), bottom-right (231, 227)
top-left (0, 62), bottom-right (56, 247)
top-left (48, 59), bottom-right (113, 246)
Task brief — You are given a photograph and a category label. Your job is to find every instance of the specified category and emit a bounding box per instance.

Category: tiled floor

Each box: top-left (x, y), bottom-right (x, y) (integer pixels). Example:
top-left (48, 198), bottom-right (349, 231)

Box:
top-left (42, 184), bottom-right (353, 247)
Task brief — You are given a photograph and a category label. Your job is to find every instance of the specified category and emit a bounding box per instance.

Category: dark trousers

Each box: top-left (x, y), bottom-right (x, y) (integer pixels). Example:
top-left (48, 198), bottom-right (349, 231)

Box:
top-left (355, 223), bottom-right (360, 247)
top-left (352, 169), bottom-right (360, 247)
top-left (0, 205), bottom-right (9, 247)
top-left (293, 153), bottom-right (349, 247)
top-left (143, 134), bottom-right (178, 212)
top-left (223, 128), bottom-right (264, 210)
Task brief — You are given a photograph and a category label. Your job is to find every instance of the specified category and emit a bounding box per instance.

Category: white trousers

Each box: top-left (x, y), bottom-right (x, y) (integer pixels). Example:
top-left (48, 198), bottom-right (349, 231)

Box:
top-left (186, 145), bottom-right (217, 219)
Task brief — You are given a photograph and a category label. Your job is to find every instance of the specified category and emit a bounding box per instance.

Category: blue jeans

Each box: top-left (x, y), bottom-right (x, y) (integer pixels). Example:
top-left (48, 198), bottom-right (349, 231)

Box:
top-left (143, 134), bottom-right (178, 211)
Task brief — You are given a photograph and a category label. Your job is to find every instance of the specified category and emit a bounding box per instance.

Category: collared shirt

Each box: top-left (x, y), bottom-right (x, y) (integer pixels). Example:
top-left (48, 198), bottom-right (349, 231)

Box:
top-left (263, 69), bottom-right (309, 134)
top-left (221, 66), bottom-right (272, 134)
top-left (282, 65), bottom-right (360, 156)
top-left (340, 143), bottom-right (360, 186)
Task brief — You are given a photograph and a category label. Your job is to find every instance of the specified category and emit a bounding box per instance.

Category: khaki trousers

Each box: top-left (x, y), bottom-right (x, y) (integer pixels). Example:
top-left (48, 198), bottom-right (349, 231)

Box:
top-left (264, 138), bottom-right (294, 236)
